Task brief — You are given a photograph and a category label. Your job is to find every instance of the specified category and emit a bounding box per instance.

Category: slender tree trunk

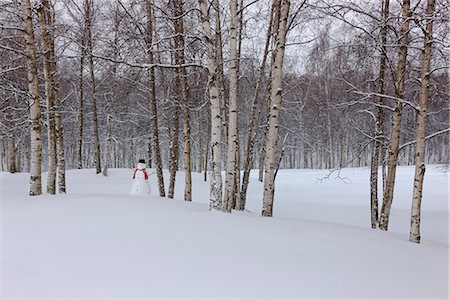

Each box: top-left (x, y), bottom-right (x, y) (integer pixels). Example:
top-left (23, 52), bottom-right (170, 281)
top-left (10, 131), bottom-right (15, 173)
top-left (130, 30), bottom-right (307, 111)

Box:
top-left (223, 0), bottom-right (239, 213)
top-left (146, 0), bottom-right (166, 197)
top-left (232, 0), bottom-right (244, 209)
top-left (8, 135), bottom-right (17, 174)
top-left (369, 138), bottom-right (381, 228)
top-left (103, 8), bottom-right (119, 177)
top-left (37, 0), bottom-right (57, 194)
top-left (262, 0), bottom-right (290, 217)
top-left (77, 35), bottom-right (85, 170)
top-left (6, 95), bottom-right (17, 174)
top-left (167, 48), bottom-right (180, 198)
top-left (199, 0), bottom-right (223, 211)
top-left (259, 0), bottom-right (281, 183)
top-left (173, 0), bottom-right (192, 201)
top-left (238, 2), bottom-right (274, 210)
top-left (54, 84), bottom-right (66, 193)
top-left (213, 0), bottom-right (228, 149)
top-left (21, 0), bottom-right (43, 196)
top-left (168, 71), bottom-right (180, 199)
top-left (204, 132), bottom-right (209, 182)
top-left (409, 0), bottom-right (435, 243)
top-left (102, 90), bottom-right (115, 177)
top-left (379, 0), bottom-right (412, 231)
top-left (45, 0), bottom-right (66, 193)
top-left (85, 0), bottom-right (101, 174)
top-left (370, 0), bottom-right (390, 228)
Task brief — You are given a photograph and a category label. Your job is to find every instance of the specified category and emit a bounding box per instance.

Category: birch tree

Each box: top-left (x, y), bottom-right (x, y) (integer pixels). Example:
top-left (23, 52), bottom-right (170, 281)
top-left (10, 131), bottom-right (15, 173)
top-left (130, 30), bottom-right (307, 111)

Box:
top-left (369, 0), bottom-right (389, 229)
top-left (37, 0), bottom-right (57, 194)
top-left (213, 0), bottom-right (228, 151)
top-left (199, 0), bottom-right (223, 210)
top-left (173, 0), bottom-right (192, 202)
top-left (259, 0), bottom-right (282, 183)
top-left (45, 0), bottom-right (66, 192)
top-left (103, 4), bottom-right (120, 177)
top-left (168, 72), bottom-right (180, 199)
top-left (21, 0), bottom-right (43, 196)
top-left (146, 0), bottom-right (166, 197)
top-left (223, 0), bottom-right (239, 213)
top-left (239, 2), bottom-right (274, 210)
top-left (84, 0), bottom-right (101, 174)
top-left (379, 0), bottom-right (412, 231)
top-left (76, 29), bottom-right (85, 170)
top-left (262, 0), bottom-right (290, 217)
top-left (409, 0), bottom-right (436, 243)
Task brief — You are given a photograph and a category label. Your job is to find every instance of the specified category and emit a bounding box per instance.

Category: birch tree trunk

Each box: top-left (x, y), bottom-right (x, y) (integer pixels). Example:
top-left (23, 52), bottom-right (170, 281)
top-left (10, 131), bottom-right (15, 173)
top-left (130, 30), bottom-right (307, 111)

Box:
top-left (232, 0), bottom-right (244, 209)
top-left (379, 0), bottom-right (412, 231)
top-left (199, 0), bottom-right (223, 211)
top-left (370, 0), bottom-right (389, 228)
top-left (54, 81), bottom-right (66, 193)
top-left (45, 0), bottom-right (66, 193)
top-left (259, 0), bottom-right (281, 183)
top-left (6, 96), bottom-right (17, 174)
top-left (8, 135), bottom-right (17, 174)
top-left (213, 0), bottom-right (228, 150)
top-left (238, 2), bottom-right (274, 210)
top-left (85, 0), bottom-right (101, 174)
top-left (103, 7), bottom-right (119, 177)
top-left (223, 0), bottom-right (239, 213)
top-left (37, 0), bottom-right (57, 194)
top-left (409, 0), bottom-right (435, 243)
top-left (146, 0), bottom-right (166, 197)
top-left (174, 0), bottom-right (192, 201)
top-left (21, 0), bottom-right (43, 196)
top-left (262, 0), bottom-right (290, 217)
top-left (168, 74), bottom-right (180, 199)
top-left (76, 35), bottom-right (85, 170)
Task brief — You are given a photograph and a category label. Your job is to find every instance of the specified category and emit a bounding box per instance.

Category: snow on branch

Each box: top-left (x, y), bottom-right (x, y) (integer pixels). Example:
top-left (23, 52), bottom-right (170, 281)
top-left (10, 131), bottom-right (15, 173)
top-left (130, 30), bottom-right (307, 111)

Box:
top-left (399, 128), bottom-right (450, 151)
top-left (0, 66), bottom-right (25, 75)
top-left (92, 53), bottom-right (205, 69)
top-left (353, 91), bottom-right (420, 111)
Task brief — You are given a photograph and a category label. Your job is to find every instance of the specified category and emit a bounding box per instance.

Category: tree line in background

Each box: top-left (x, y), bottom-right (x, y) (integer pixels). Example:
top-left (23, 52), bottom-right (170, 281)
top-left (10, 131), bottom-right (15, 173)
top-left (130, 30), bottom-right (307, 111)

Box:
top-left (0, 0), bottom-right (448, 243)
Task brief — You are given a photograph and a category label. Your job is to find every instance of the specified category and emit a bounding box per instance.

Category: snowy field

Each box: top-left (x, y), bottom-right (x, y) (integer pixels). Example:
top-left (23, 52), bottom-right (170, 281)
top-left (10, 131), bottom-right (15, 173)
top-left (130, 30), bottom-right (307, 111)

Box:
top-left (1, 166), bottom-right (448, 299)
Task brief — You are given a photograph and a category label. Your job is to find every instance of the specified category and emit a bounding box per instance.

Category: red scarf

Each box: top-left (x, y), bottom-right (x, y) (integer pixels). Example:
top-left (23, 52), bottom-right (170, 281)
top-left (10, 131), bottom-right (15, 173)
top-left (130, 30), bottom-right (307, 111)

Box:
top-left (133, 168), bottom-right (148, 180)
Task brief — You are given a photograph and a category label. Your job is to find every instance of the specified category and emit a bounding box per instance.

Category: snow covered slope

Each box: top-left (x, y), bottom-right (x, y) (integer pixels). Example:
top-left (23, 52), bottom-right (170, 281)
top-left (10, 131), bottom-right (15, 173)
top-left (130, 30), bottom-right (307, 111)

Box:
top-left (1, 166), bottom-right (448, 299)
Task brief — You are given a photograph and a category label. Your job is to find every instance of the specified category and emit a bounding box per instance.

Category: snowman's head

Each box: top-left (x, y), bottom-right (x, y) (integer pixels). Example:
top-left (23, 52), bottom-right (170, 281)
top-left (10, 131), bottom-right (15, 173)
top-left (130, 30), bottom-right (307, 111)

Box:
top-left (137, 163), bottom-right (146, 170)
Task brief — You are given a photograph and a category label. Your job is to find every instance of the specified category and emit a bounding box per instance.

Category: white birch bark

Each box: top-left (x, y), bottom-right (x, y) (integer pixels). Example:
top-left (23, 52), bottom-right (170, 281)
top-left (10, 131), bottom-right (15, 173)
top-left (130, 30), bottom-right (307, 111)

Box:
top-left (168, 74), bottom-right (180, 199)
top-left (103, 7), bottom-right (119, 177)
top-left (21, 0), bottom-right (43, 196)
top-left (258, 1), bottom-right (281, 183)
top-left (262, 0), bottom-right (290, 217)
top-left (42, 0), bottom-right (66, 193)
top-left (37, 0), bottom-right (57, 194)
top-left (8, 135), bottom-right (17, 174)
top-left (76, 36), bottom-right (85, 170)
top-left (409, 0), bottom-right (436, 243)
top-left (199, 0), bottom-right (223, 211)
top-left (54, 87), bottom-right (66, 193)
top-left (173, 0), bottom-right (192, 201)
top-left (379, 0), bottom-right (412, 230)
top-left (213, 0), bottom-right (228, 151)
top-left (85, 0), bottom-right (101, 174)
top-left (223, 0), bottom-right (239, 213)
top-left (146, 0), bottom-right (166, 197)
top-left (370, 0), bottom-right (389, 228)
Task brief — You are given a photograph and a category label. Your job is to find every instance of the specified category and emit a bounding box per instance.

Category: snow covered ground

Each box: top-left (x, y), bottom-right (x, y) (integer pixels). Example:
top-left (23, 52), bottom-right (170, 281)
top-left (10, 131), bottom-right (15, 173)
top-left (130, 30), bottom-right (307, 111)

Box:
top-left (1, 166), bottom-right (448, 299)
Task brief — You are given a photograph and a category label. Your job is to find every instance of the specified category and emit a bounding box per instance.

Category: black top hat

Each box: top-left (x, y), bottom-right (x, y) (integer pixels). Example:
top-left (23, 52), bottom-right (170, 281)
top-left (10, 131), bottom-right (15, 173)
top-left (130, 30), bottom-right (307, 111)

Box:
top-left (138, 159), bottom-right (146, 164)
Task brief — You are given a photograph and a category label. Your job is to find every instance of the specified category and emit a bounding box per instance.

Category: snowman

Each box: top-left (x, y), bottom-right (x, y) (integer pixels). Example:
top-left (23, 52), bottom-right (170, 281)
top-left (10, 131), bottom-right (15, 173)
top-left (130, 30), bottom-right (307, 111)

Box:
top-left (130, 159), bottom-right (152, 195)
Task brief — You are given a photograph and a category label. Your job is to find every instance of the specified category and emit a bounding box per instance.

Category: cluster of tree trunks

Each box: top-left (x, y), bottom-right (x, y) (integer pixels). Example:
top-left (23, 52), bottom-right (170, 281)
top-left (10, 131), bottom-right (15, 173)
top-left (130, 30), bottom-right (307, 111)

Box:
top-left (8, 0), bottom-right (443, 244)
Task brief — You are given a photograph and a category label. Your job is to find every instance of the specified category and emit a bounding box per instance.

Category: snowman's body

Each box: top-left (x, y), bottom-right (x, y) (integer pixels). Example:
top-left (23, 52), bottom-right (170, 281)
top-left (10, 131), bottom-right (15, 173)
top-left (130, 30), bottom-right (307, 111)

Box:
top-left (130, 163), bottom-right (151, 195)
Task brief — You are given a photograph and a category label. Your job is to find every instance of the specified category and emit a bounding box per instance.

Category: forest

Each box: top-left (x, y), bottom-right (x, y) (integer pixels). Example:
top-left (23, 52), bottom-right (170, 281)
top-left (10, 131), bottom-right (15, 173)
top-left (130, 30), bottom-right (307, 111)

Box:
top-left (0, 0), bottom-right (449, 244)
